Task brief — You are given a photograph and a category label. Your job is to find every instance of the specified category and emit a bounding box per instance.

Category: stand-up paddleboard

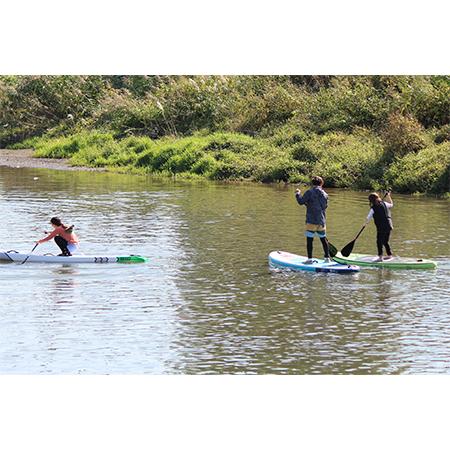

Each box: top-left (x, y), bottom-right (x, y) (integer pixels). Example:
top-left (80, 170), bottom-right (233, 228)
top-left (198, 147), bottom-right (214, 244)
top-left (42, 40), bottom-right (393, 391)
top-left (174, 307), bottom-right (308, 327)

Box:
top-left (333, 252), bottom-right (437, 270)
top-left (269, 251), bottom-right (360, 273)
top-left (0, 250), bottom-right (148, 264)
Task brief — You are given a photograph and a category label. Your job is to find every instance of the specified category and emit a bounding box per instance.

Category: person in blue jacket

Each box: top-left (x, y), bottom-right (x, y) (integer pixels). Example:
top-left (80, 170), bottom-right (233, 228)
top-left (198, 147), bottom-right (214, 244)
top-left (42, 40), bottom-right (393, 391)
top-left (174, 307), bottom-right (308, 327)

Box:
top-left (295, 176), bottom-right (331, 263)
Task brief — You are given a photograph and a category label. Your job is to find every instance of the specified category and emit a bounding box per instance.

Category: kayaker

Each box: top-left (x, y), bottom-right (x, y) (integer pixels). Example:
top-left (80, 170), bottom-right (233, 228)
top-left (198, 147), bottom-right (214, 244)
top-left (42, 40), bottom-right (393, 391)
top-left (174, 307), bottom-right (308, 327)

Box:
top-left (295, 176), bottom-right (331, 264)
top-left (364, 191), bottom-right (394, 262)
top-left (36, 217), bottom-right (79, 256)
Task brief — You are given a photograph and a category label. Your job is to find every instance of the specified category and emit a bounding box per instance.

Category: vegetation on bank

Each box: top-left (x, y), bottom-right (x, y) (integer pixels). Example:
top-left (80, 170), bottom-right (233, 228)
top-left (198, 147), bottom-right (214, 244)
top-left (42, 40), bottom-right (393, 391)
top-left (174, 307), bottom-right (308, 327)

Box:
top-left (1, 76), bottom-right (449, 194)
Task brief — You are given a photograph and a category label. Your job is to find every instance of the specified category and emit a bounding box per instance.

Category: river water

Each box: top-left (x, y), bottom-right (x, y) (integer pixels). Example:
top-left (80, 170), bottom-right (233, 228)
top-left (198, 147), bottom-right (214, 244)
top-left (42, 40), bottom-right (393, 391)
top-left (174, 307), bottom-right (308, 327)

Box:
top-left (0, 166), bottom-right (449, 374)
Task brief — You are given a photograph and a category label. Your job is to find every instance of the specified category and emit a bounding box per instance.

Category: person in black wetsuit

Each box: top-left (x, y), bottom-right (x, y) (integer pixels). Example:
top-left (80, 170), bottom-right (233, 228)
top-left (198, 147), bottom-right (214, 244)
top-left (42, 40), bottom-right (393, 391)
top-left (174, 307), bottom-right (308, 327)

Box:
top-left (365, 192), bottom-right (394, 262)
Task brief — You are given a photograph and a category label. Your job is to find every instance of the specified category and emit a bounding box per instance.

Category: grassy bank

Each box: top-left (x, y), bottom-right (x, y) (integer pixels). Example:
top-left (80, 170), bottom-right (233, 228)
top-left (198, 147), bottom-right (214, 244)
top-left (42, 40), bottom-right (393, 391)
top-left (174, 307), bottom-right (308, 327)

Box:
top-left (1, 76), bottom-right (449, 194)
top-left (19, 128), bottom-right (450, 195)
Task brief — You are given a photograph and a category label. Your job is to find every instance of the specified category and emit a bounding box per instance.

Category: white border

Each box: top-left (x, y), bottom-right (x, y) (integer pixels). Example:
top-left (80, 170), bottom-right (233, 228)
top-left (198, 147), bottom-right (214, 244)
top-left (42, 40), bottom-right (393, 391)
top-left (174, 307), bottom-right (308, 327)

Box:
top-left (1, 0), bottom-right (449, 74)
top-left (1, 376), bottom-right (448, 449)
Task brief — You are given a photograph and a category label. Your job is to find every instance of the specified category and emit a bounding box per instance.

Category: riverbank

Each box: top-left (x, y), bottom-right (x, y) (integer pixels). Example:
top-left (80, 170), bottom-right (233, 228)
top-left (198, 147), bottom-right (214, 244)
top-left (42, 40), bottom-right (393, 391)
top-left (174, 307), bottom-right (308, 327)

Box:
top-left (0, 149), bottom-right (105, 171)
top-left (2, 141), bottom-right (449, 199)
top-left (13, 130), bottom-right (450, 196)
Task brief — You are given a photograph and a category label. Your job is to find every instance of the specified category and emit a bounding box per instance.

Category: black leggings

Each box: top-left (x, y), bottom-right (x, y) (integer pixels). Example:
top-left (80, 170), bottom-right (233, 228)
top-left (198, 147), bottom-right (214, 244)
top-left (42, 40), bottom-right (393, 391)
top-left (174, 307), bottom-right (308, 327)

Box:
top-left (307, 237), bottom-right (330, 259)
top-left (376, 231), bottom-right (392, 256)
top-left (54, 236), bottom-right (71, 256)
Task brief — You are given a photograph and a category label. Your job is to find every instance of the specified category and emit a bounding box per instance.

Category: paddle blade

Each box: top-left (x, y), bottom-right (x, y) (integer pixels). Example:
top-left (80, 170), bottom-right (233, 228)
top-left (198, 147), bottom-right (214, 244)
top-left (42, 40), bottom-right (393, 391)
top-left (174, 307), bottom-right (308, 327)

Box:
top-left (341, 240), bottom-right (355, 257)
top-left (328, 241), bottom-right (338, 257)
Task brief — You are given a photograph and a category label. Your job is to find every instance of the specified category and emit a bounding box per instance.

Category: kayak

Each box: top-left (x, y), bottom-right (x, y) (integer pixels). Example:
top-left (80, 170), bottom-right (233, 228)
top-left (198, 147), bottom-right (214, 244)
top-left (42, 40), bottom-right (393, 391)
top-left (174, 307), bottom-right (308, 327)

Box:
top-left (269, 251), bottom-right (360, 273)
top-left (0, 250), bottom-right (148, 264)
top-left (332, 252), bottom-right (437, 270)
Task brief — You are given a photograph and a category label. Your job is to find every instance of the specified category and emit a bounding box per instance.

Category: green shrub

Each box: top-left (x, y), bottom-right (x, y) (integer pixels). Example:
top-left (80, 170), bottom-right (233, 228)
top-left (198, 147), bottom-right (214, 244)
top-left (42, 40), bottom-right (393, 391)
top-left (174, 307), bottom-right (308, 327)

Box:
top-left (192, 154), bottom-right (219, 175)
top-left (306, 130), bottom-right (384, 188)
top-left (256, 158), bottom-right (304, 183)
top-left (93, 91), bottom-right (165, 137)
top-left (210, 151), bottom-right (249, 179)
top-left (291, 139), bottom-right (323, 163)
top-left (151, 146), bottom-right (179, 171)
top-left (135, 148), bottom-right (157, 168)
top-left (228, 77), bottom-right (302, 133)
top-left (293, 77), bottom-right (389, 134)
top-left (31, 131), bottom-right (117, 167)
top-left (381, 113), bottom-right (427, 158)
top-left (266, 123), bottom-right (311, 148)
top-left (70, 136), bottom-right (119, 167)
top-left (386, 142), bottom-right (450, 194)
top-left (152, 76), bottom-right (232, 135)
top-left (103, 75), bottom-right (166, 97)
top-left (33, 136), bottom-right (80, 158)
top-left (122, 135), bottom-right (153, 151)
top-left (202, 132), bottom-right (261, 153)
top-left (398, 76), bottom-right (450, 128)
top-left (165, 148), bottom-right (205, 173)
top-left (0, 76), bottom-right (108, 146)
top-left (434, 124), bottom-right (450, 144)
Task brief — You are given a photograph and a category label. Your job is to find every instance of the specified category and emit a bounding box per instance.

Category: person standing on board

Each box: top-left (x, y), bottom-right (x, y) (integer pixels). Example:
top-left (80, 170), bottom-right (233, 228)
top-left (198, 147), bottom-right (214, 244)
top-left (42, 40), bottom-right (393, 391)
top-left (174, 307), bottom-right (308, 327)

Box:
top-left (36, 217), bottom-right (79, 256)
top-left (365, 192), bottom-right (394, 262)
top-left (295, 176), bottom-right (331, 264)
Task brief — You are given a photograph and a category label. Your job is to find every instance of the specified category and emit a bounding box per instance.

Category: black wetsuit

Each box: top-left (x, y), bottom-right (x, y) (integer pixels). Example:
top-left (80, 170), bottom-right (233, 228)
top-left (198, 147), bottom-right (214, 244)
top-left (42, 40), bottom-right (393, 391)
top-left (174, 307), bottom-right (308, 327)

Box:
top-left (371, 202), bottom-right (393, 256)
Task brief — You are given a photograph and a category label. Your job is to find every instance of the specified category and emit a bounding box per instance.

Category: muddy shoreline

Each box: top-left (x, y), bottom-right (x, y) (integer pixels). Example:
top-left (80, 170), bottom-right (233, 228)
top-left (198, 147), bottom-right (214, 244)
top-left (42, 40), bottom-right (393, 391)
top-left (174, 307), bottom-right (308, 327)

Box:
top-left (0, 149), bottom-right (105, 171)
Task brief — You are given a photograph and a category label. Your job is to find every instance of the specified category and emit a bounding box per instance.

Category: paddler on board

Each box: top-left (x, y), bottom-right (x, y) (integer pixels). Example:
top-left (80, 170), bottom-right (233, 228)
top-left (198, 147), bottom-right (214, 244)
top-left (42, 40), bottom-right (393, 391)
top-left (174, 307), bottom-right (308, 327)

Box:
top-left (295, 176), bottom-right (331, 264)
top-left (36, 217), bottom-right (79, 256)
top-left (364, 191), bottom-right (394, 262)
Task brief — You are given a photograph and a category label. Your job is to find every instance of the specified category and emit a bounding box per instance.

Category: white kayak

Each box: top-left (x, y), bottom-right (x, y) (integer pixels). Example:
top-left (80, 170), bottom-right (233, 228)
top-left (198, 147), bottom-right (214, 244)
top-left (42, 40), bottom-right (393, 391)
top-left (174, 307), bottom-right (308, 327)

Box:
top-left (0, 250), bottom-right (148, 264)
top-left (269, 251), bottom-right (360, 274)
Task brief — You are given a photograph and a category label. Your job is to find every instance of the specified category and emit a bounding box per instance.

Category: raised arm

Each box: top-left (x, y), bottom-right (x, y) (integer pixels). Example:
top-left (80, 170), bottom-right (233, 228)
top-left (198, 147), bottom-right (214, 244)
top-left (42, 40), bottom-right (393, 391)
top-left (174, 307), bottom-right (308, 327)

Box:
top-left (385, 192), bottom-right (393, 207)
top-left (295, 189), bottom-right (310, 205)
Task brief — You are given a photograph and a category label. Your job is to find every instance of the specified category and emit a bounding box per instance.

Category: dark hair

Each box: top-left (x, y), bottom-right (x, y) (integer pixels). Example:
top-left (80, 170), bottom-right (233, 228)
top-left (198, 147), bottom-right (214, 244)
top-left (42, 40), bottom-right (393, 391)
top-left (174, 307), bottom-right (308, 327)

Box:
top-left (50, 217), bottom-right (63, 226)
top-left (368, 193), bottom-right (381, 206)
top-left (51, 216), bottom-right (74, 232)
top-left (311, 176), bottom-right (324, 186)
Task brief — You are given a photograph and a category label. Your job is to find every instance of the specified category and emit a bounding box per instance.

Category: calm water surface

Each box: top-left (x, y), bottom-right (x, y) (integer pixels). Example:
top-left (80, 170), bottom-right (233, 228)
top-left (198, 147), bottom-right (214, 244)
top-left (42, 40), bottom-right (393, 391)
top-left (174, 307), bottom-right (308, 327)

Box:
top-left (0, 166), bottom-right (449, 374)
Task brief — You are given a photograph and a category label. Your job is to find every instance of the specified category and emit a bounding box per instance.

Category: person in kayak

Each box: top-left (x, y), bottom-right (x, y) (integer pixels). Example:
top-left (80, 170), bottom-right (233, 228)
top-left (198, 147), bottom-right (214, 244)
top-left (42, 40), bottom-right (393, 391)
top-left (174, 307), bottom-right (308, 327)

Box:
top-left (36, 217), bottom-right (79, 256)
top-left (295, 176), bottom-right (331, 264)
top-left (365, 191), bottom-right (394, 262)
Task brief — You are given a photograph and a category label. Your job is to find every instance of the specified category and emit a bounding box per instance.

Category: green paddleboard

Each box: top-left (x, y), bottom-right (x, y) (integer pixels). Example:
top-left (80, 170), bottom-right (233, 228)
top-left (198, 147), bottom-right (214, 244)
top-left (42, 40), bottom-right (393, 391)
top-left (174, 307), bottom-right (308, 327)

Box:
top-left (333, 253), bottom-right (437, 270)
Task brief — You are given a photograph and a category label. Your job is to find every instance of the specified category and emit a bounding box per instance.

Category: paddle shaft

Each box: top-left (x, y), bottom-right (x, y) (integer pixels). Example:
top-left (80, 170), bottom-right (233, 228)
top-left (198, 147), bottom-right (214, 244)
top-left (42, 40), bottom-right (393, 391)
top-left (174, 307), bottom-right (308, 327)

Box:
top-left (20, 243), bottom-right (39, 265)
top-left (353, 224), bottom-right (366, 241)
